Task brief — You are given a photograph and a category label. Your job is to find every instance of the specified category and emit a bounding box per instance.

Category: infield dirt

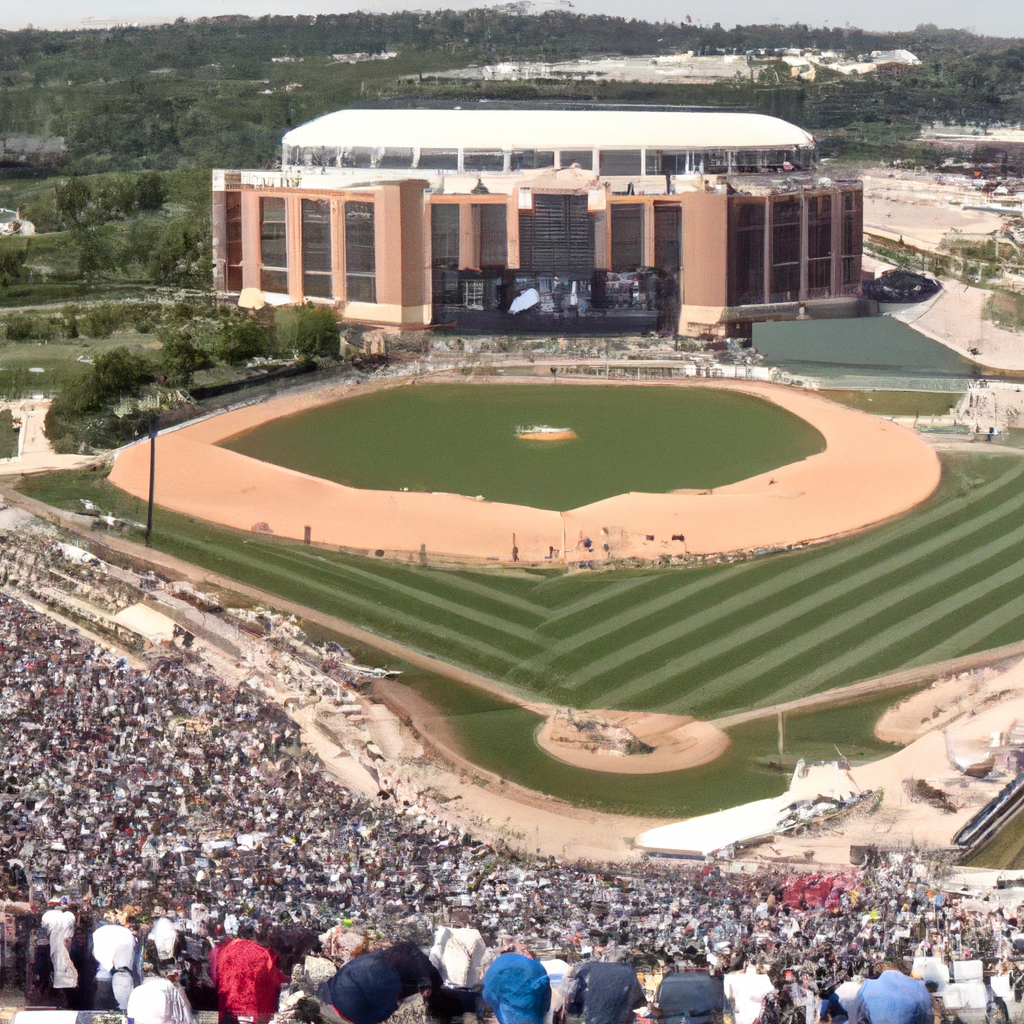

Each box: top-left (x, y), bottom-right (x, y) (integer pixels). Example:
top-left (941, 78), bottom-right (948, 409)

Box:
top-left (107, 374), bottom-right (941, 565)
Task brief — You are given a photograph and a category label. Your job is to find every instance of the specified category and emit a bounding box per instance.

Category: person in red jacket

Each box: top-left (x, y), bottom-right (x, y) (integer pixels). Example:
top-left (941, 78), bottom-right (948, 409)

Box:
top-left (210, 924), bottom-right (286, 1024)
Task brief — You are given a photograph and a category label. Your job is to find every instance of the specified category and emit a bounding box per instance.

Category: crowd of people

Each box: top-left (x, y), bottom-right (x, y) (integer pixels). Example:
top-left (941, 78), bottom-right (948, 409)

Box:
top-left (2, 592), bottom-right (1024, 1023)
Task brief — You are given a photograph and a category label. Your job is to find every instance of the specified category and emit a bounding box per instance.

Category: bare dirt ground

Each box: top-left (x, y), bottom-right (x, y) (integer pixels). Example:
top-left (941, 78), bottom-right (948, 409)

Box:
top-left (107, 375), bottom-right (941, 565)
top-left (535, 711), bottom-right (730, 773)
top-left (0, 399), bottom-right (94, 475)
top-left (892, 281), bottom-right (1024, 372)
top-left (861, 173), bottom-right (1005, 251)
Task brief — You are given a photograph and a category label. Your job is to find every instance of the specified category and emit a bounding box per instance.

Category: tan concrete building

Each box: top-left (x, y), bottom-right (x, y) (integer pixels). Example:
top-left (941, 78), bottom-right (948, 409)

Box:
top-left (212, 108), bottom-right (862, 335)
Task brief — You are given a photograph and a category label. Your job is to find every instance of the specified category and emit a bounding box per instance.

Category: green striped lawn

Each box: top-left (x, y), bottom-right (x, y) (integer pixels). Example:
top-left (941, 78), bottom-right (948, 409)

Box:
top-left (20, 451), bottom-right (1024, 719)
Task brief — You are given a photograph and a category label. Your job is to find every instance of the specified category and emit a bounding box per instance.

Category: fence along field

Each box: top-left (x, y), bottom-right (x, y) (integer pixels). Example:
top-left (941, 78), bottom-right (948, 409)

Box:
top-left (19, 450), bottom-right (1024, 720)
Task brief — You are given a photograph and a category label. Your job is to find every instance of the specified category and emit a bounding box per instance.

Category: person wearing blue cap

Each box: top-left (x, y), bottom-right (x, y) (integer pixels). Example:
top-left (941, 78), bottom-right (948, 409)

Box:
top-left (483, 954), bottom-right (552, 1024)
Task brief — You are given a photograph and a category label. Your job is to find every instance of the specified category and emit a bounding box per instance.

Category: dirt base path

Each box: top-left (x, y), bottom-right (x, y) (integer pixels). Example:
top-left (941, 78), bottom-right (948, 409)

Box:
top-left (106, 375), bottom-right (941, 565)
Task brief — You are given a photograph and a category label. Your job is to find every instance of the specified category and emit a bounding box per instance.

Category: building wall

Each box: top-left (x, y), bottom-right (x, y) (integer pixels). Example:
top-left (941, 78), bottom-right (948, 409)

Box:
top-left (680, 192), bottom-right (729, 307)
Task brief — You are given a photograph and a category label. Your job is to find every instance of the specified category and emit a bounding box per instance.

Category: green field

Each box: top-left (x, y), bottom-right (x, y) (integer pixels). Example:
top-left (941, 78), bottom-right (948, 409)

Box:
top-left (223, 383), bottom-right (825, 512)
top-left (17, 447), bottom-right (1024, 726)
top-left (821, 390), bottom-right (961, 418)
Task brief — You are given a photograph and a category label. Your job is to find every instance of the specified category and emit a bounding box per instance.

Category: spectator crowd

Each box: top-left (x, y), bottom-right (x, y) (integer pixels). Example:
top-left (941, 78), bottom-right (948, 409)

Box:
top-left (3, 592), bottom-right (1024, 1023)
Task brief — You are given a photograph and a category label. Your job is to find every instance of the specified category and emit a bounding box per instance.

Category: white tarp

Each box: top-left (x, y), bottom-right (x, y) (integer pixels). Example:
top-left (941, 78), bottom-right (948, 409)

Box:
top-left (636, 761), bottom-right (864, 856)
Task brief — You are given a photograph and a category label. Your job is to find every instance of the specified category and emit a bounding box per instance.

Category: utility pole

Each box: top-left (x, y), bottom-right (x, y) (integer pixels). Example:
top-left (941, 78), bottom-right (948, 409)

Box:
top-left (145, 418), bottom-right (156, 547)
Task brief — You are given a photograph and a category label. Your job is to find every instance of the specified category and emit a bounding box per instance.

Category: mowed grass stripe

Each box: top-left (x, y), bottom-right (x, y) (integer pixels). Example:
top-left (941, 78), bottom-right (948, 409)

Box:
top-left (563, 471), bottom-right (1024, 697)
top-left (535, 575), bottom-right (660, 625)
top-left (412, 568), bottom-right (551, 619)
top-left (274, 548), bottom-right (551, 649)
top-left (546, 461), bottom-right (1024, 682)
top-left (654, 519), bottom-right (1024, 712)
top-left (171, 534), bottom-right (529, 670)
top-left (763, 552), bottom-right (1024, 706)
top-left (900, 590), bottom-right (1024, 668)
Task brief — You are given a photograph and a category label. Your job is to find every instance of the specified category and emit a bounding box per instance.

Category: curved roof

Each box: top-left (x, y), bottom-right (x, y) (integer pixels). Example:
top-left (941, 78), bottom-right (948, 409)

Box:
top-left (282, 109), bottom-right (815, 152)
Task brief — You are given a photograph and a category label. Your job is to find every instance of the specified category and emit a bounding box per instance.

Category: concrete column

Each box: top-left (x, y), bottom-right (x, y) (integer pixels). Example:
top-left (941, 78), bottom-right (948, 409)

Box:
top-left (458, 200), bottom-right (478, 270)
top-left (643, 200), bottom-right (656, 268)
top-left (506, 196), bottom-right (520, 270)
top-left (331, 197), bottom-right (345, 302)
top-left (286, 194), bottom-right (303, 302)
top-left (374, 187), bottom-right (402, 308)
top-left (240, 191), bottom-right (261, 292)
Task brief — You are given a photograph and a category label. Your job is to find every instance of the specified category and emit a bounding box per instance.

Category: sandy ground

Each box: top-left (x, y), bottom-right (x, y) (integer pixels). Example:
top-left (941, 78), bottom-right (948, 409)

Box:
top-left (892, 281), bottom-right (1024, 372)
top-left (107, 375), bottom-right (941, 565)
top-left (535, 711), bottom-right (730, 773)
top-left (862, 173), bottom-right (1005, 251)
top-left (0, 399), bottom-right (93, 475)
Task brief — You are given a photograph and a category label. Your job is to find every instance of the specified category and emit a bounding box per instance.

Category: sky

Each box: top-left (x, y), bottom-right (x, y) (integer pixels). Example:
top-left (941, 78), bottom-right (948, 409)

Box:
top-left (3, 0), bottom-right (1022, 39)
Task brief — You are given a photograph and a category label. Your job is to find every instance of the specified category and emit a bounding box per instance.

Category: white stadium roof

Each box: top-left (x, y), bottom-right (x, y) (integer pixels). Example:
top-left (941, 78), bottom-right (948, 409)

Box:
top-left (282, 108), bottom-right (816, 152)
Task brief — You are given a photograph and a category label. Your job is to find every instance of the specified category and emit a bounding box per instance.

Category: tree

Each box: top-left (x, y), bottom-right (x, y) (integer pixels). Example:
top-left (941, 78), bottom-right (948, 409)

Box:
top-left (91, 346), bottom-right (152, 402)
top-left (0, 245), bottom-right (26, 288)
top-left (150, 224), bottom-right (212, 290)
top-left (135, 172), bottom-right (168, 212)
top-left (76, 227), bottom-right (109, 279)
top-left (217, 317), bottom-right (272, 364)
top-left (160, 330), bottom-right (208, 386)
top-left (55, 177), bottom-right (92, 228)
top-left (292, 303), bottom-right (340, 358)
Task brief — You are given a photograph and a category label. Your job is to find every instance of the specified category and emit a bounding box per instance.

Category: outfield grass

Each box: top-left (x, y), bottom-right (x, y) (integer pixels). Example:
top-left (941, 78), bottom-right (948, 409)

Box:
top-left (223, 383), bottom-right (825, 511)
top-left (821, 390), bottom-right (960, 418)
top-left (16, 448), bottom-right (1024, 726)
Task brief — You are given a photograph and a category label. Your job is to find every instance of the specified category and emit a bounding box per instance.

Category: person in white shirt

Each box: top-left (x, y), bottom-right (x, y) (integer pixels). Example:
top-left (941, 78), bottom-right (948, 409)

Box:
top-left (40, 905), bottom-right (78, 993)
top-left (126, 966), bottom-right (196, 1024)
top-left (92, 921), bottom-right (138, 1010)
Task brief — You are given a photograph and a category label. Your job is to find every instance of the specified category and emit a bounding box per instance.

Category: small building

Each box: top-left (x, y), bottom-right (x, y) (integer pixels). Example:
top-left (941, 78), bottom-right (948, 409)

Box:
top-left (211, 107), bottom-right (863, 335)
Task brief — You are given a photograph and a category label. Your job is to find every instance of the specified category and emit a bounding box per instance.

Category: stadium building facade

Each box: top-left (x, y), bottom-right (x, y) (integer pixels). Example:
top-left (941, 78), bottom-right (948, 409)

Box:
top-left (212, 108), bottom-right (863, 335)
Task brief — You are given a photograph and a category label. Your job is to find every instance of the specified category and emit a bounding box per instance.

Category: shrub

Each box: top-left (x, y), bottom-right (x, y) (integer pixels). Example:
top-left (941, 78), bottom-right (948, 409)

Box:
top-left (3, 312), bottom-right (36, 342)
top-left (161, 330), bottom-right (210, 386)
top-left (217, 317), bottom-right (273, 364)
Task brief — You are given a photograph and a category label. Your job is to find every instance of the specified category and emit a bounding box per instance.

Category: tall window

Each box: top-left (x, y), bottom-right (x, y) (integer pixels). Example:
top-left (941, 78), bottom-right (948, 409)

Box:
top-left (807, 195), bottom-right (832, 295)
top-left (653, 206), bottom-right (681, 274)
top-left (477, 205), bottom-right (507, 268)
top-left (730, 201), bottom-right (765, 304)
top-left (518, 194), bottom-right (594, 274)
top-left (610, 204), bottom-right (643, 272)
top-left (301, 199), bottom-right (332, 299)
top-left (225, 191), bottom-right (243, 292)
top-left (770, 197), bottom-right (801, 302)
top-left (259, 197), bottom-right (287, 294)
top-left (558, 150), bottom-right (593, 170)
top-left (841, 190), bottom-right (863, 288)
top-left (431, 204), bottom-right (460, 305)
top-left (345, 202), bottom-right (376, 304)
top-left (600, 150), bottom-right (642, 176)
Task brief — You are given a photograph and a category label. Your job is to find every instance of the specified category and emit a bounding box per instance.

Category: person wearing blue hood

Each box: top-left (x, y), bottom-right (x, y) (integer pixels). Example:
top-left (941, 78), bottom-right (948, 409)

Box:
top-left (325, 942), bottom-right (442, 1024)
top-left (483, 954), bottom-right (552, 1024)
top-left (846, 969), bottom-right (931, 1024)
top-left (563, 962), bottom-right (647, 1024)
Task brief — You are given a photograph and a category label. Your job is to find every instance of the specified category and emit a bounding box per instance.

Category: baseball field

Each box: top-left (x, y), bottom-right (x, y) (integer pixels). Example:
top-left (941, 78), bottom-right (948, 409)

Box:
top-left (20, 444), bottom-right (1024, 725)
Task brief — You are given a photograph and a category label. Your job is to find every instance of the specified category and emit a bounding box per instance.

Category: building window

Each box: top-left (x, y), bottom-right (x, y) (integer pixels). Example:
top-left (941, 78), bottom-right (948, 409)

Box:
top-left (478, 204), bottom-right (507, 268)
top-left (559, 150), bottom-right (593, 170)
top-left (653, 206), bottom-right (681, 273)
top-left (431, 205), bottom-right (460, 269)
top-left (646, 151), bottom-right (689, 175)
top-left (259, 196), bottom-right (287, 294)
top-left (600, 150), bottom-right (642, 177)
top-left (807, 195), bottom-right (832, 295)
top-left (511, 151), bottom-right (555, 170)
top-left (340, 147), bottom-right (375, 168)
top-left (464, 150), bottom-right (505, 173)
top-left (377, 148), bottom-right (414, 168)
top-left (730, 201), bottom-right (765, 305)
top-left (518, 194), bottom-right (594, 274)
top-left (841, 190), bottom-right (863, 289)
top-left (610, 204), bottom-right (643, 272)
top-left (462, 280), bottom-right (484, 309)
top-left (225, 191), bottom-right (243, 293)
top-left (345, 201), bottom-right (376, 304)
top-left (420, 149), bottom-right (459, 171)
top-left (300, 199), bottom-right (332, 299)
top-left (770, 197), bottom-right (801, 302)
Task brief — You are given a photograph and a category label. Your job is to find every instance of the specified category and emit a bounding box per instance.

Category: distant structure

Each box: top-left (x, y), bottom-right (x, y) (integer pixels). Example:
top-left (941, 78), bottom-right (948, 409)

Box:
top-left (212, 108), bottom-right (864, 336)
top-left (0, 135), bottom-right (67, 167)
